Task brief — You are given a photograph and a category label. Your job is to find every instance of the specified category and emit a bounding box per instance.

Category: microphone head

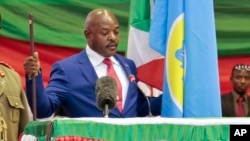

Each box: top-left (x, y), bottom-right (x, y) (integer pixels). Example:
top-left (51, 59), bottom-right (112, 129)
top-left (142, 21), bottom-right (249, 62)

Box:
top-left (96, 76), bottom-right (117, 111)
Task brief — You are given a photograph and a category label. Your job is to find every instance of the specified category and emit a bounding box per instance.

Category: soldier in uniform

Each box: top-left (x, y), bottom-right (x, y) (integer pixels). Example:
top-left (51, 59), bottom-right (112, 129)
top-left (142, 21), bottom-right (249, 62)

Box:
top-left (0, 14), bottom-right (31, 141)
top-left (0, 62), bottom-right (31, 141)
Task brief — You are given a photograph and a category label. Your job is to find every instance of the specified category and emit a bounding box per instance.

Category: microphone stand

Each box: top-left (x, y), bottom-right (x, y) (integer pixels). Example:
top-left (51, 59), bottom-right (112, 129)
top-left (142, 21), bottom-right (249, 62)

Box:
top-left (137, 82), bottom-right (153, 117)
top-left (104, 104), bottom-right (109, 118)
top-left (145, 96), bottom-right (153, 117)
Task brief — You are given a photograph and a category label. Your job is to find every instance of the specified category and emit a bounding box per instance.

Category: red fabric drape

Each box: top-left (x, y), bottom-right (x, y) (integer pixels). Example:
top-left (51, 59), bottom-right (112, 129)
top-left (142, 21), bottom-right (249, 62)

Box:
top-left (0, 36), bottom-right (80, 87)
top-left (0, 36), bottom-right (250, 94)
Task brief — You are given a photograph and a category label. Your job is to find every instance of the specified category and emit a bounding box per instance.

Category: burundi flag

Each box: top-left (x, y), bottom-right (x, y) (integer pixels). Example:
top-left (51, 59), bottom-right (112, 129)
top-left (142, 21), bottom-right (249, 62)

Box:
top-left (150, 0), bottom-right (222, 117)
top-left (127, 0), bottom-right (163, 97)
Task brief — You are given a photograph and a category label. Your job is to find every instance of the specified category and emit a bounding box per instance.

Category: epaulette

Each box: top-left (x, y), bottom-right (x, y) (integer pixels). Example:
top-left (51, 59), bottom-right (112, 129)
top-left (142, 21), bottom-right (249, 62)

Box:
top-left (0, 61), bottom-right (14, 77)
top-left (0, 61), bottom-right (14, 70)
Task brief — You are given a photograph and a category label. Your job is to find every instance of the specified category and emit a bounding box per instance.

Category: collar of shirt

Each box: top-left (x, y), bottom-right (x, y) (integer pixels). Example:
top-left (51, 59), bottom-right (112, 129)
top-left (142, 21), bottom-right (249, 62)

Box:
top-left (86, 45), bottom-right (120, 67)
top-left (232, 90), bottom-right (248, 103)
top-left (85, 45), bottom-right (129, 108)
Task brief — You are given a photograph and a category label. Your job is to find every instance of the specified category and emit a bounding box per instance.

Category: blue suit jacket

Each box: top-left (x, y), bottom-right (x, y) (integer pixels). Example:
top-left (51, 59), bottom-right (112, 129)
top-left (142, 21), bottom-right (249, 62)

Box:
top-left (26, 50), bottom-right (162, 118)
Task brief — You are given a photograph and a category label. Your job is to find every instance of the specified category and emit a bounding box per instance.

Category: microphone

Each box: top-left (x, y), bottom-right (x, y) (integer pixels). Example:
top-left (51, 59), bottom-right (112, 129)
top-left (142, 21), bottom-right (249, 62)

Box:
top-left (137, 81), bottom-right (153, 117)
top-left (96, 76), bottom-right (117, 118)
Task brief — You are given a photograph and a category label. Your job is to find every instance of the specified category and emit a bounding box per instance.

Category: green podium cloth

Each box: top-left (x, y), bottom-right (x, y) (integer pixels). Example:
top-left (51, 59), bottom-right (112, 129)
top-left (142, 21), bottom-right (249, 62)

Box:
top-left (23, 117), bottom-right (237, 141)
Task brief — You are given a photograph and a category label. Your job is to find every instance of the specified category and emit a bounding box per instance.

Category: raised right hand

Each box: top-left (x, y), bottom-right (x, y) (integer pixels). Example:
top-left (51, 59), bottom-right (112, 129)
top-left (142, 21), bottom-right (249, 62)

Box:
top-left (24, 52), bottom-right (41, 78)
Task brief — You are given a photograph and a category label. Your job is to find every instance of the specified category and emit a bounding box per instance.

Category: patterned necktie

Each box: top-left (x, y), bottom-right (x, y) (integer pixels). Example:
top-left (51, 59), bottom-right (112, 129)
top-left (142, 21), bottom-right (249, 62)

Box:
top-left (103, 58), bottom-right (123, 112)
top-left (237, 97), bottom-right (245, 117)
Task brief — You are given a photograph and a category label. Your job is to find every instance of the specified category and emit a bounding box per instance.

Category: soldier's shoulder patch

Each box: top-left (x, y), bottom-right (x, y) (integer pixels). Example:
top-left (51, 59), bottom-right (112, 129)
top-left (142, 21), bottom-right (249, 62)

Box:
top-left (0, 61), bottom-right (15, 77)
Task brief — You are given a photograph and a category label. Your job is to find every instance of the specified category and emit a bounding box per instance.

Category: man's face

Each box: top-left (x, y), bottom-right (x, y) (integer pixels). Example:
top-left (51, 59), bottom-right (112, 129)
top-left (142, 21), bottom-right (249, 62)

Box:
top-left (85, 14), bottom-right (119, 57)
top-left (231, 68), bottom-right (250, 94)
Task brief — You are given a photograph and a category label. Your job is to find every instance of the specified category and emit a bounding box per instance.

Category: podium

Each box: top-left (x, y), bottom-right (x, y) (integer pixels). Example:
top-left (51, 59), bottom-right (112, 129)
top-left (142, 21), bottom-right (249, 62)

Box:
top-left (22, 117), bottom-right (249, 141)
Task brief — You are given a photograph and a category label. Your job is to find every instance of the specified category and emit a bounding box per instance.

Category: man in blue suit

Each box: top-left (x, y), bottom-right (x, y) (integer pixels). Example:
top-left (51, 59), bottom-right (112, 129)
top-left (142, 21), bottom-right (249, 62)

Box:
top-left (24, 8), bottom-right (162, 118)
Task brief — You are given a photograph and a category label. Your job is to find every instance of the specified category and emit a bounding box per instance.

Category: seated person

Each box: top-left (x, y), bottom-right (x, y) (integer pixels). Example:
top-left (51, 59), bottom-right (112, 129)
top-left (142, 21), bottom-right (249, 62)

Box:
top-left (221, 64), bottom-right (250, 117)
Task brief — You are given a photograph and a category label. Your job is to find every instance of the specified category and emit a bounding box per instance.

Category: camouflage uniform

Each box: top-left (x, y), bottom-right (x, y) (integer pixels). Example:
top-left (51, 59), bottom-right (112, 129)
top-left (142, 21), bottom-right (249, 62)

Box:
top-left (0, 61), bottom-right (30, 141)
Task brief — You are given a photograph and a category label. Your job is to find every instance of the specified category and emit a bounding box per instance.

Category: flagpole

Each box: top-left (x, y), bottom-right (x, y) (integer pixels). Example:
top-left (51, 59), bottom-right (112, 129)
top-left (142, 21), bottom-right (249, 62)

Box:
top-left (29, 14), bottom-right (37, 121)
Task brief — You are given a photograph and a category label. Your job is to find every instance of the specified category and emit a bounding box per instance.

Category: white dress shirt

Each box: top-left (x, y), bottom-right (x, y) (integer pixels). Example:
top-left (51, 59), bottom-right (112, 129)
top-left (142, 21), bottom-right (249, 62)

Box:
top-left (86, 45), bottom-right (129, 108)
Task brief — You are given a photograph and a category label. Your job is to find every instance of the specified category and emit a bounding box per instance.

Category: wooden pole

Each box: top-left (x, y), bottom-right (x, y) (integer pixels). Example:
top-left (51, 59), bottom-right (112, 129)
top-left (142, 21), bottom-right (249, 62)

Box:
top-left (29, 14), bottom-right (37, 121)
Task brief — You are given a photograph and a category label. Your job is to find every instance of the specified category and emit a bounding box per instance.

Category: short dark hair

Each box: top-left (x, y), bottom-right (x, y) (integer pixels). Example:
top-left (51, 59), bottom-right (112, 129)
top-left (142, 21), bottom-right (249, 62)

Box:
top-left (231, 64), bottom-right (250, 76)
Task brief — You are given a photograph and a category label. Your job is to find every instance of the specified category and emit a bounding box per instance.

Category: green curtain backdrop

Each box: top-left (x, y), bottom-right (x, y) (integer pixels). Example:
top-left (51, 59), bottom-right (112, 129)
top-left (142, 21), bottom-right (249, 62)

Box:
top-left (0, 0), bottom-right (130, 52)
top-left (1, 0), bottom-right (250, 55)
top-left (214, 0), bottom-right (250, 56)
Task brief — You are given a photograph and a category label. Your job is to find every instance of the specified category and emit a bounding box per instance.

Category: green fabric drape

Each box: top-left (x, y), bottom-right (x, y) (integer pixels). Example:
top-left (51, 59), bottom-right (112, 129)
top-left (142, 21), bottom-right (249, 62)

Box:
top-left (24, 119), bottom-right (230, 141)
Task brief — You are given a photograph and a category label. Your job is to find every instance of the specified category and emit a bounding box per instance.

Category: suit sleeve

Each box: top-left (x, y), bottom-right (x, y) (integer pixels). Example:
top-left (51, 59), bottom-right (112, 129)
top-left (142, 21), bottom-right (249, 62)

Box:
top-left (26, 63), bottom-right (69, 118)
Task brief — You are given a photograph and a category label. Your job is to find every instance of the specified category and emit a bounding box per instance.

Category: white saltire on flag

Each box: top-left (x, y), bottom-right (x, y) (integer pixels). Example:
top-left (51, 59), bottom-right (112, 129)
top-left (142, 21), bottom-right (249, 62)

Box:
top-left (127, 0), bottom-right (163, 97)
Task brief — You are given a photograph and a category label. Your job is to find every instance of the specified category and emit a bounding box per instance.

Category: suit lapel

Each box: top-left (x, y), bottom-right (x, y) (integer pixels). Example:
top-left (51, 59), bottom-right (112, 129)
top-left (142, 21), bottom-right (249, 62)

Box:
top-left (77, 50), bottom-right (98, 86)
top-left (114, 55), bottom-right (136, 115)
top-left (227, 93), bottom-right (236, 116)
top-left (78, 52), bottom-right (127, 116)
top-left (77, 52), bottom-right (136, 117)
